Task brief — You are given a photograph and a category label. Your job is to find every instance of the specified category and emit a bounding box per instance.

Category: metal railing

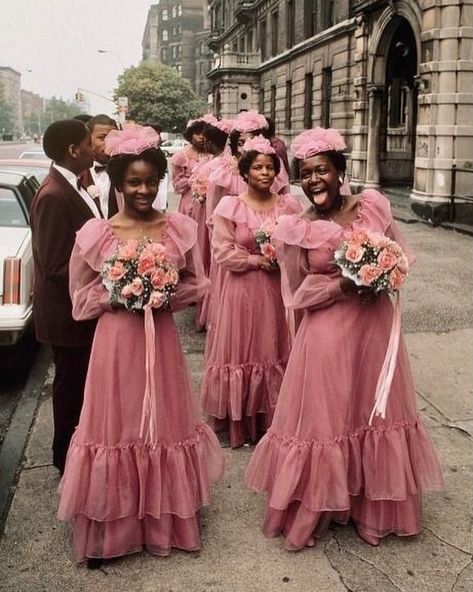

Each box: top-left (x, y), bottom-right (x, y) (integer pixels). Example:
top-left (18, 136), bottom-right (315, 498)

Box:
top-left (450, 165), bottom-right (473, 222)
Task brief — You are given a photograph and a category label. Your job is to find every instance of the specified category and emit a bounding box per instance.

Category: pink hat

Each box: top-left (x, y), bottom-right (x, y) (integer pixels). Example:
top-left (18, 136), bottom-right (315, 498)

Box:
top-left (186, 113), bottom-right (219, 128)
top-left (213, 118), bottom-right (234, 135)
top-left (232, 110), bottom-right (269, 133)
top-left (241, 134), bottom-right (275, 155)
top-left (104, 123), bottom-right (160, 156)
top-left (290, 127), bottom-right (346, 160)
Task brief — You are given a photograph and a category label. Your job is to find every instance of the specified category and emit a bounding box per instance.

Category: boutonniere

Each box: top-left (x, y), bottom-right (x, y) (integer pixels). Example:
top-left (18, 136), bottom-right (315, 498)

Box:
top-left (87, 185), bottom-right (101, 199)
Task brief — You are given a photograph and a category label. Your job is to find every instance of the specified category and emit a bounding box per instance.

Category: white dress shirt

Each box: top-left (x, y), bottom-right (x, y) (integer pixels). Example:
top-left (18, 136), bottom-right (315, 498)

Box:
top-left (90, 161), bottom-right (112, 218)
top-left (52, 163), bottom-right (101, 218)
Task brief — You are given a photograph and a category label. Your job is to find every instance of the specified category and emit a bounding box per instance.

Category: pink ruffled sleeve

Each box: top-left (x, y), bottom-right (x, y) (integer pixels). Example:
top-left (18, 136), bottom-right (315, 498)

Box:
top-left (165, 212), bottom-right (210, 310)
top-left (212, 196), bottom-right (261, 272)
top-left (274, 215), bottom-right (347, 312)
top-left (272, 158), bottom-right (290, 194)
top-left (171, 149), bottom-right (191, 194)
top-left (69, 219), bottom-right (116, 320)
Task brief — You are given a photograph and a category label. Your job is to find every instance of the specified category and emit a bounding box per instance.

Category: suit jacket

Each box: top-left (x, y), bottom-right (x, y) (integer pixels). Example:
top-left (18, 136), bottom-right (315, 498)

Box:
top-left (30, 166), bottom-right (97, 347)
top-left (78, 167), bottom-right (119, 218)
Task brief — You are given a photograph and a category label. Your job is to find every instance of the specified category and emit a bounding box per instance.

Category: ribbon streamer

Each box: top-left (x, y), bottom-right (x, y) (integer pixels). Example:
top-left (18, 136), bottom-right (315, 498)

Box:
top-left (369, 293), bottom-right (402, 425)
top-left (140, 306), bottom-right (158, 446)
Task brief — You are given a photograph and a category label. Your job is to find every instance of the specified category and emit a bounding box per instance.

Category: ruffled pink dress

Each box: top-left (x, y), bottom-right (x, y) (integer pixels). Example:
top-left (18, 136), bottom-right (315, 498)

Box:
top-left (201, 194), bottom-right (302, 448)
top-left (246, 190), bottom-right (443, 548)
top-left (171, 147), bottom-right (211, 216)
top-left (58, 213), bottom-right (224, 562)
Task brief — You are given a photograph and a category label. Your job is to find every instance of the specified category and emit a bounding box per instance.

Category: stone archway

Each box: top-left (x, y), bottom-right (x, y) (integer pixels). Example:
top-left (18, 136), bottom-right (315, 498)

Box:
top-left (365, 5), bottom-right (421, 188)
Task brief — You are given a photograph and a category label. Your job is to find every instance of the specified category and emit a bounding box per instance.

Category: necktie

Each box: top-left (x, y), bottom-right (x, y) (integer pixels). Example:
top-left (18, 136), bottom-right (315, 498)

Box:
top-left (94, 164), bottom-right (107, 173)
top-left (77, 178), bottom-right (104, 218)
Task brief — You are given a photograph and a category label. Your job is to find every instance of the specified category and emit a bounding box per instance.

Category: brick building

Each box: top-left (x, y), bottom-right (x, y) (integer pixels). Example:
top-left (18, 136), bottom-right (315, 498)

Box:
top-left (0, 66), bottom-right (22, 136)
top-left (142, 1), bottom-right (213, 102)
top-left (207, 0), bottom-right (473, 222)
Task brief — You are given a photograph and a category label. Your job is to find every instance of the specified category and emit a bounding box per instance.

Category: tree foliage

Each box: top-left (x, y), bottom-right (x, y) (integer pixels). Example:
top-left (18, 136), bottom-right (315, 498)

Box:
top-left (114, 62), bottom-right (205, 132)
top-left (0, 81), bottom-right (14, 133)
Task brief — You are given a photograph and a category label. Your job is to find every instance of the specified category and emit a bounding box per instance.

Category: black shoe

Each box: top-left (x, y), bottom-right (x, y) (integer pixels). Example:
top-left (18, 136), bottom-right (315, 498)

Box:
top-left (86, 558), bottom-right (104, 570)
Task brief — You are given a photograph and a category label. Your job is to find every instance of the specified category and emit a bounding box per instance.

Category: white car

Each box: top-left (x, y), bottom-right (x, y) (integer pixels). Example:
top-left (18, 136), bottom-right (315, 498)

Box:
top-left (0, 171), bottom-right (38, 345)
top-left (160, 139), bottom-right (189, 157)
top-left (19, 150), bottom-right (49, 161)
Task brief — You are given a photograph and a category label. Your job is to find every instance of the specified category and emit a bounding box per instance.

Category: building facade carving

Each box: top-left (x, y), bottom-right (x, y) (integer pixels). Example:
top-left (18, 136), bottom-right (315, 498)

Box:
top-left (207, 0), bottom-right (473, 222)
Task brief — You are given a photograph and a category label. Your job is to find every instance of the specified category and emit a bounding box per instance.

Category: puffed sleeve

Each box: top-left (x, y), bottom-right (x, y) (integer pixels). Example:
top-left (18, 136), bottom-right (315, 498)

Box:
top-left (69, 220), bottom-right (115, 320)
top-left (171, 150), bottom-right (191, 194)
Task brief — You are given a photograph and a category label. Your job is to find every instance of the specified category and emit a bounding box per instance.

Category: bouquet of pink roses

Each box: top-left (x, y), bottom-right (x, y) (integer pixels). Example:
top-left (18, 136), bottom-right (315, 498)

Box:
top-left (101, 238), bottom-right (179, 312)
top-left (334, 230), bottom-right (409, 294)
top-left (191, 175), bottom-right (208, 204)
top-left (255, 218), bottom-right (278, 268)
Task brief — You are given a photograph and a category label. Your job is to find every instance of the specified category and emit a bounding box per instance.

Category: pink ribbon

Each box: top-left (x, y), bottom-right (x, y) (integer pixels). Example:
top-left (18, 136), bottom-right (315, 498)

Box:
top-left (139, 306), bottom-right (158, 446)
top-left (369, 293), bottom-right (402, 425)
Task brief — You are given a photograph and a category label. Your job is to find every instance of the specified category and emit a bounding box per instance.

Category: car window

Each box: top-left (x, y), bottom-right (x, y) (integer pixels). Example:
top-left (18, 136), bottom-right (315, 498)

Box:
top-left (0, 187), bottom-right (28, 227)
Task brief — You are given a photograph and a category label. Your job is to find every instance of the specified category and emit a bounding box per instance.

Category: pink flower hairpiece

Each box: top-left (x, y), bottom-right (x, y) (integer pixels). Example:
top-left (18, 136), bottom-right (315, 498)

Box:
top-left (186, 113), bottom-right (219, 128)
top-left (105, 124), bottom-right (160, 156)
top-left (212, 118), bottom-right (234, 134)
top-left (241, 134), bottom-right (275, 155)
top-left (291, 127), bottom-right (346, 160)
top-left (232, 110), bottom-right (269, 133)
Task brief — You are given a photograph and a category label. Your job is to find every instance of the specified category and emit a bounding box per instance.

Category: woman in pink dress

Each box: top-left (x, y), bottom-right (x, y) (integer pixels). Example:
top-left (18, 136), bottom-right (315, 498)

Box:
top-left (171, 116), bottom-right (212, 216)
top-left (58, 125), bottom-right (224, 568)
top-left (246, 128), bottom-right (443, 549)
top-left (201, 136), bottom-right (302, 449)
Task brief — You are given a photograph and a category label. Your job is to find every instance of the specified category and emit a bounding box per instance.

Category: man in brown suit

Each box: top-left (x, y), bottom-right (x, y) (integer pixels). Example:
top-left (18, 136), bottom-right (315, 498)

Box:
top-left (30, 119), bottom-right (97, 474)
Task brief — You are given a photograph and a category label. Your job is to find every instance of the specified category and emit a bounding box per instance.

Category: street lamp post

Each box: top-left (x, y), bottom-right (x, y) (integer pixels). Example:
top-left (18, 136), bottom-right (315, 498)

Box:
top-left (97, 49), bottom-right (125, 70)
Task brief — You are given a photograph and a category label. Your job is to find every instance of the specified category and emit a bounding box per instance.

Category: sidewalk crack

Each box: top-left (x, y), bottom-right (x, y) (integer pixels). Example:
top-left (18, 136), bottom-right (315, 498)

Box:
top-left (424, 526), bottom-right (471, 556)
top-left (451, 557), bottom-right (472, 592)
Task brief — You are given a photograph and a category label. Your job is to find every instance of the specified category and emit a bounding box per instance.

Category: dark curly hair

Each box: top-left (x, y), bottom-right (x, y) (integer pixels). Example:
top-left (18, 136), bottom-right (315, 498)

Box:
top-left (238, 150), bottom-right (281, 180)
top-left (107, 148), bottom-right (167, 189)
top-left (204, 125), bottom-right (228, 155)
top-left (183, 120), bottom-right (208, 143)
top-left (43, 119), bottom-right (89, 162)
top-left (229, 128), bottom-right (270, 156)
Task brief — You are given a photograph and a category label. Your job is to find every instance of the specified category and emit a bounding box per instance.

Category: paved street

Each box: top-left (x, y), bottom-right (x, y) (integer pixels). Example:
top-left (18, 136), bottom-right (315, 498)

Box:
top-left (0, 188), bottom-right (472, 592)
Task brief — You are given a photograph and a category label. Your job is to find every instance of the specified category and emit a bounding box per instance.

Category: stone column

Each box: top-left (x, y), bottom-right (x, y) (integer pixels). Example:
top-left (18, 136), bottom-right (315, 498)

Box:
top-left (365, 85), bottom-right (384, 188)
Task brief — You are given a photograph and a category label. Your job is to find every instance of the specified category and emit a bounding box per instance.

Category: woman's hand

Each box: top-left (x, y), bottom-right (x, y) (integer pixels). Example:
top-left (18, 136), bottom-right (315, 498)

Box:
top-left (257, 255), bottom-right (277, 272)
top-left (339, 278), bottom-right (377, 304)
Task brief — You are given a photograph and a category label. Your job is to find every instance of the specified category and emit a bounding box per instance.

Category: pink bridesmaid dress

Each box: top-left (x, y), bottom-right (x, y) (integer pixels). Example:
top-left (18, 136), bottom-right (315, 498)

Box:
top-left (201, 193), bottom-right (302, 448)
top-left (246, 190), bottom-right (443, 548)
top-left (58, 213), bottom-right (224, 562)
top-left (171, 147), bottom-right (211, 216)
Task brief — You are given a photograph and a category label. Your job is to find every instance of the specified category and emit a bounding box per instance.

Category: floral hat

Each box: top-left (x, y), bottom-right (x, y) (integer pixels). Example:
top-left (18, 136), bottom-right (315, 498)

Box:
top-left (290, 127), bottom-right (346, 160)
top-left (212, 118), bottom-right (235, 135)
top-left (241, 134), bottom-right (275, 154)
top-left (232, 110), bottom-right (269, 133)
top-left (186, 113), bottom-right (219, 128)
top-left (104, 124), bottom-right (160, 156)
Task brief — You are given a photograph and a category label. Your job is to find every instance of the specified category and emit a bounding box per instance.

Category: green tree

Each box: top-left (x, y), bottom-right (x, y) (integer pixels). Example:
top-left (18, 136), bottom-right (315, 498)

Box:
top-left (114, 62), bottom-right (205, 131)
top-left (42, 96), bottom-right (84, 125)
top-left (0, 81), bottom-right (14, 133)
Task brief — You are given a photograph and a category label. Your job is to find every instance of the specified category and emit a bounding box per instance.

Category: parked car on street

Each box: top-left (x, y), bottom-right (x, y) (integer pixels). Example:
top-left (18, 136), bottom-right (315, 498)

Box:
top-left (160, 139), bottom-right (189, 157)
top-left (0, 159), bottom-right (50, 183)
top-left (0, 171), bottom-right (39, 345)
top-left (19, 150), bottom-right (49, 161)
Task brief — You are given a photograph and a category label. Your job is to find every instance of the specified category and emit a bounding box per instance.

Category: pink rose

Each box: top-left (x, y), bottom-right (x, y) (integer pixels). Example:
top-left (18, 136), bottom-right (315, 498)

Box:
top-left (389, 268), bottom-right (406, 291)
top-left (349, 230), bottom-right (368, 245)
top-left (345, 243), bottom-right (365, 263)
top-left (397, 254), bottom-right (409, 274)
top-left (107, 261), bottom-right (126, 281)
top-left (359, 264), bottom-right (382, 286)
top-left (151, 268), bottom-right (167, 289)
top-left (165, 268), bottom-right (179, 285)
top-left (148, 290), bottom-right (166, 309)
top-left (121, 284), bottom-right (133, 299)
top-left (149, 242), bottom-right (166, 263)
top-left (385, 241), bottom-right (403, 258)
top-left (118, 239), bottom-right (138, 260)
top-left (130, 278), bottom-right (143, 296)
top-left (370, 233), bottom-right (391, 249)
top-left (377, 249), bottom-right (398, 271)
top-left (137, 250), bottom-right (156, 275)
top-left (261, 242), bottom-right (277, 261)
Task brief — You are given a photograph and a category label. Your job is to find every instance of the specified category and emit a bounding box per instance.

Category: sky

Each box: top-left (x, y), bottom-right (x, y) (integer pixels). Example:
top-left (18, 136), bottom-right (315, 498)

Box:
top-left (0, 0), bottom-right (154, 115)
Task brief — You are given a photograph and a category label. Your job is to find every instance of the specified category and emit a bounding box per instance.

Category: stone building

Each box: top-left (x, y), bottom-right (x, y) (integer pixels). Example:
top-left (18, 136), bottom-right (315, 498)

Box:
top-left (0, 66), bottom-right (22, 136)
top-left (21, 90), bottom-right (44, 135)
top-left (207, 0), bottom-right (473, 222)
top-left (142, 0), bottom-right (213, 102)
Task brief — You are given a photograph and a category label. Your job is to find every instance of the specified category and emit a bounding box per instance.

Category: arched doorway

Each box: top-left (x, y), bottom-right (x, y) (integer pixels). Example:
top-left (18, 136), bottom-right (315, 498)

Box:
top-left (380, 18), bottom-right (418, 185)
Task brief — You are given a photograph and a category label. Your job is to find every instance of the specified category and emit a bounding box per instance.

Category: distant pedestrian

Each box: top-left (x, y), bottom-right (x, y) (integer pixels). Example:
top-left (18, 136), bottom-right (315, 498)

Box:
top-left (30, 120), bottom-right (96, 475)
top-left (246, 127), bottom-right (443, 549)
top-left (57, 124), bottom-right (224, 568)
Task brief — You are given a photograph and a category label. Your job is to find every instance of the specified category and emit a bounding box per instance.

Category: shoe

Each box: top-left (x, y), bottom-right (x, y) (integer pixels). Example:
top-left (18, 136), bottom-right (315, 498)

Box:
top-left (356, 528), bottom-right (380, 547)
top-left (86, 558), bottom-right (104, 570)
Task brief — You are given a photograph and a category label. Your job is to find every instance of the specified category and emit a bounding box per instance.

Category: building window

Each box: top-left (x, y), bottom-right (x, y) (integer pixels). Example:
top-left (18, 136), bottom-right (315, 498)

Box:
top-left (177, 3), bottom-right (182, 16)
top-left (162, 29), bottom-right (168, 42)
top-left (270, 85), bottom-right (276, 122)
top-left (285, 80), bottom-right (292, 129)
top-left (247, 29), bottom-right (253, 52)
top-left (177, 44), bottom-right (181, 57)
top-left (171, 5), bottom-right (177, 18)
top-left (321, 67), bottom-right (332, 127)
top-left (304, 73), bottom-right (313, 129)
top-left (161, 47), bottom-right (168, 61)
top-left (271, 11), bottom-right (279, 57)
top-left (287, 1), bottom-right (295, 48)
top-left (239, 36), bottom-right (245, 53)
top-left (321, 0), bottom-right (335, 29)
top-left (388, 80), bottom-right (409, 127)
top-left (304, 0), bottom-right (317, 39)
top-left (259, 87), bottom-right (265, 113)
top-left (260, 19), bottom-right (267, 61)
top-left (161, 8), bottom-right (168, 21)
